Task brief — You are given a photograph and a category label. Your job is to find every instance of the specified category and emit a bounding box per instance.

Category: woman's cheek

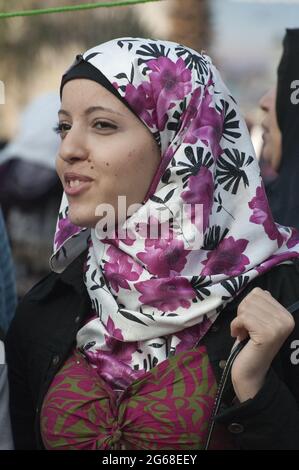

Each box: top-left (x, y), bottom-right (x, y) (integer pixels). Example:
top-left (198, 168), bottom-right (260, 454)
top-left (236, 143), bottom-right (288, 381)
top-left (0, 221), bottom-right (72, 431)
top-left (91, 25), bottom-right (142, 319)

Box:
top-left (55, 158), bottom-right (64, 184)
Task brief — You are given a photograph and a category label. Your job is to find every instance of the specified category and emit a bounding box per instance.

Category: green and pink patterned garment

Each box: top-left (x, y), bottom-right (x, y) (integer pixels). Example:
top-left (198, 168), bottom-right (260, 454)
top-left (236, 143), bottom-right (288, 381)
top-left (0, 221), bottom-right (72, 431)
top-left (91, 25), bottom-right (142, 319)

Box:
top-left (40, 345), bottom-right (234, 450)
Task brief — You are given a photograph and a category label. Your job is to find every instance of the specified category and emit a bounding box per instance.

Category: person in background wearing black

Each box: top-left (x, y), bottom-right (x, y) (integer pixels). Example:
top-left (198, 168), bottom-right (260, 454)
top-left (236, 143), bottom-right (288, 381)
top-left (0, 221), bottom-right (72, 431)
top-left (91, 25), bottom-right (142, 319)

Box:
top-left (261, 29), bottom-right (299, 230)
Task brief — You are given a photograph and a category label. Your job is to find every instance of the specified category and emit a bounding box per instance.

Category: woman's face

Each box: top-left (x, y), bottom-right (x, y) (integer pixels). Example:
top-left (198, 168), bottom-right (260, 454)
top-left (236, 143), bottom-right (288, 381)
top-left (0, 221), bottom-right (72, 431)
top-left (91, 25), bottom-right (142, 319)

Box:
top-left (56, 79), bottom-right (160, 228)
top-left (259, 86), bottom-right (282, 172)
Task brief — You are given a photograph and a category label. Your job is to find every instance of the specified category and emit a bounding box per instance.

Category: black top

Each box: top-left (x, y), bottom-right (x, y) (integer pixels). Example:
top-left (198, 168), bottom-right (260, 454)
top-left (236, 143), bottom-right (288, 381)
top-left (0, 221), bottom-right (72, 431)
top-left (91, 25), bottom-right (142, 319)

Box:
top-left (5, 253), bottom-right (299, 449)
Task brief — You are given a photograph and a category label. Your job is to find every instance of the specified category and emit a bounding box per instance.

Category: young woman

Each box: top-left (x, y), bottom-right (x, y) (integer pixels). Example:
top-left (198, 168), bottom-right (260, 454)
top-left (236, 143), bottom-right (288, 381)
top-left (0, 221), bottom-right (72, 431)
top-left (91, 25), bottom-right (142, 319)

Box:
top-left (6, 37), bottom-right (299, 450)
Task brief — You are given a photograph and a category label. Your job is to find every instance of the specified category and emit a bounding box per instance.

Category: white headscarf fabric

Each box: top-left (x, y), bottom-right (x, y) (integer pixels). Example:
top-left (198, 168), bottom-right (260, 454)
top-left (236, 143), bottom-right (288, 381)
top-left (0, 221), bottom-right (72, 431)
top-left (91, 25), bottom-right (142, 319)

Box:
top-left (51, 38), bottom-right (299, 373)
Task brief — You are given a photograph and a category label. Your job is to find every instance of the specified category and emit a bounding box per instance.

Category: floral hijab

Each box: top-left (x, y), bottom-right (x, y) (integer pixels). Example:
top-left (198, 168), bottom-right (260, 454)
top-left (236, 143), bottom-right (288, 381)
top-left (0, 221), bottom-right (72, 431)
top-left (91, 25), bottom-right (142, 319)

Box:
top-left (51, 37), bottom-right (299, 376)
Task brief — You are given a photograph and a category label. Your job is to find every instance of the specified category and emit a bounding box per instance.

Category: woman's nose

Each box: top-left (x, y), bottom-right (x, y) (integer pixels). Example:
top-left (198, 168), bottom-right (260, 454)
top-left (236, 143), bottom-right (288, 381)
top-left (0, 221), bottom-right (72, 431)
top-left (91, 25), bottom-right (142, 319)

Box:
top-left (58, 129), bottom-right (89, 164)
top-left (259, 92), bottom-right (270, 112)
top-left (259, 87), bottom-right (275, 113)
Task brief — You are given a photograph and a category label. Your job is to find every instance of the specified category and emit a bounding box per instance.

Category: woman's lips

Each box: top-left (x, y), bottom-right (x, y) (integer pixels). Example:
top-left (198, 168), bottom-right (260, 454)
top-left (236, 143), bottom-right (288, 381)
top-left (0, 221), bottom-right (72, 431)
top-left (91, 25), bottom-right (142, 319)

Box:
top-left (64, 172), bottom-right (93, 196)
top-left (65, 180), bottom-right (92, 196)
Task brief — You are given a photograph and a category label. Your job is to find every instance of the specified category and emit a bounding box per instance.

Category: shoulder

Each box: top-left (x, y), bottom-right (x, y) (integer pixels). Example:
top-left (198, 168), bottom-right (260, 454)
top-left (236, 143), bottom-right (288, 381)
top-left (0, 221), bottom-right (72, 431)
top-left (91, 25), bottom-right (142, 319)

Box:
top-left (224, 260), bottom-right (299, 319)
top-left (212, 259), bottom-right (299, 350)
top-left (250, 260), bottom-right (299, 309)
top-left (7, 271), bottom-right (62, 338)
top-left (6, 251), bottom-right (89, 350)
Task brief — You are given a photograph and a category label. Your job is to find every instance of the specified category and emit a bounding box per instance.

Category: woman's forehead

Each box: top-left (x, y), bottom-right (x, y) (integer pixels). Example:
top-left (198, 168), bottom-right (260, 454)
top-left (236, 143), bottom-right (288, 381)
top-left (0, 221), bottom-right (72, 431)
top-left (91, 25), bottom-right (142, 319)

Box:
top-left (60, 79), bottom-right (127, 116)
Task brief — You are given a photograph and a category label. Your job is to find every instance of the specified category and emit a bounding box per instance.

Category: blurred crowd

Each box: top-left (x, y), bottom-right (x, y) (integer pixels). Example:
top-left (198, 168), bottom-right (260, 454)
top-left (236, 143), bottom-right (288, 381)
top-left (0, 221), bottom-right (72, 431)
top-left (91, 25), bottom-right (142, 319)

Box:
top-left (0, 93), bottom-right (62, 312)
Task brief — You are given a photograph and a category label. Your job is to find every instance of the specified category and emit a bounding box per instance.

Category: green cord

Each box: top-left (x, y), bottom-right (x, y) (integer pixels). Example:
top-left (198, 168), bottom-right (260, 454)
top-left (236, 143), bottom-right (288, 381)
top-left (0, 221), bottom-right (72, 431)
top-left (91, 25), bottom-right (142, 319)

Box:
top-left (0, 0), bottom-right (162, 19)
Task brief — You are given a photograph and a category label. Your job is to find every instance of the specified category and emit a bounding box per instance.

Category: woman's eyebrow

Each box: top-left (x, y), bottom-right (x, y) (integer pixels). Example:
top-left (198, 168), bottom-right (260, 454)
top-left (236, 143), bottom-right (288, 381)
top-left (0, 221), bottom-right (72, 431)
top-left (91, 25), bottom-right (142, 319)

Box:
top-left (58, 106), bottom-right (125, 117)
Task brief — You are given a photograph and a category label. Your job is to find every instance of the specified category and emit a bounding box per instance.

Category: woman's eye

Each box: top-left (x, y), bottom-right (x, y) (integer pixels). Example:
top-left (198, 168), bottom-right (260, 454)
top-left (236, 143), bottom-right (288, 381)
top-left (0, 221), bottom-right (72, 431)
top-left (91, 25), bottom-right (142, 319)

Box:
top-left (53, 120), bottom-right (116, 138)
top-left (54, 123), bottom-right (71, 138)
top-left (94, 121), bottom-right (117, 130)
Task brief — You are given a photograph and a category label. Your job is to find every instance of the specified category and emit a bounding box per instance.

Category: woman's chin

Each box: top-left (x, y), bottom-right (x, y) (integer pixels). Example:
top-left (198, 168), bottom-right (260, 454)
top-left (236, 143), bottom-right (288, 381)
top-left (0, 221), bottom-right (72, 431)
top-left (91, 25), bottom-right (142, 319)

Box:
top-left (68, 207), bottom-right (96, 228)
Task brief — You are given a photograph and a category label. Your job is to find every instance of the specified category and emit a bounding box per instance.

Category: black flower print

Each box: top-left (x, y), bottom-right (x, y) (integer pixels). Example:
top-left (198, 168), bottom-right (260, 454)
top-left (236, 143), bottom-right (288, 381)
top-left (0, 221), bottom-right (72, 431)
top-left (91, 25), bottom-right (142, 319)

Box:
top-left (176, 145), bottom-right (214, 187)
top-left (191, 276), bottom-right (212, 301)
top-left (221, 275), bottom-right (250, 301)
top-left (175, 46), bottom-right (209, 84)
top-left (118, 308), bottom-right (149, 326)
top-left (150, 187), bottom-right (176, 206)
top-left (114, 63), bottom-right (135, 85)
top-left (117, 38), bottom-right (139, 51)
top-left (143, 353), bottom-right (159, 372)
top-left (136, 42), bottom-right (170, 73)
top-left (91, 297), bottom-right (100, 316)
top-left (214, 192), bottom-right (235, 219)
top-left (203, 225), bottom-right (230, 251)
top-left (85, 52), bottom-right (101, 62)
top-left (216, 99), bottom-right (241, 144)
top-left (215, 148), bottom-right (254, 194)
top-left (167, 97), bottom-right (187, 133)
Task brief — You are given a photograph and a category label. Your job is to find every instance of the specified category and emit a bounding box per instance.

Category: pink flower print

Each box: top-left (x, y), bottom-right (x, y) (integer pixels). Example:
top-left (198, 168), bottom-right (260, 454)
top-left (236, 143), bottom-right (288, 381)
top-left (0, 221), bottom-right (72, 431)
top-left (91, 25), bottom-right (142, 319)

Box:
top-left (105, 315), bottom-right (124, 342)
top-left (147, 56), bottom-right (192, 130)
top-left (84, 316), bottom-right (142, 388)
top-left (201, 236), bottom-right (250, 276)
top-left (183, 88), bottom-right (223, 159)
top-left (54, 217), bottom-right (80, 248)
top-left (143, 146), bottom-right (177, 202)
top-left (255, 251), bottom-right (299, 275)
top-left (124, 82), bottom-right (155, 127)
top-left (135, 277), bottom-right (196, 311)
top-left (249, 185), bottom-right (283, 247)
top-left (137, 237), bottom-right (189, 277)
top-left (181, 166), bottom-right (214, 232)
top-left (104, 245), bottom-right (142, 292)
top-left (103, 226), bottom-right (136, 248)
top-left (135, 216), bottom-right (175, 241)
top-left (287, 227), bottom-right (299, 249)
top-left (85, 347), bottom-right (143, 389)
top-left (179, 86), bottom-right (202, 134)
top-left (103, 317), bottom-right (137, 368)
top-left (175, 317), bottom-right (212, 353)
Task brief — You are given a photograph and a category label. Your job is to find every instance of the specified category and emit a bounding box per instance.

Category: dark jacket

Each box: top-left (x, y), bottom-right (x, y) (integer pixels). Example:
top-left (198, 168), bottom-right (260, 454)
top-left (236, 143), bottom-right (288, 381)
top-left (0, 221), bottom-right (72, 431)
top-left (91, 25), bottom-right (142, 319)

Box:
top-left (5, 253), bottom-right (299, 450)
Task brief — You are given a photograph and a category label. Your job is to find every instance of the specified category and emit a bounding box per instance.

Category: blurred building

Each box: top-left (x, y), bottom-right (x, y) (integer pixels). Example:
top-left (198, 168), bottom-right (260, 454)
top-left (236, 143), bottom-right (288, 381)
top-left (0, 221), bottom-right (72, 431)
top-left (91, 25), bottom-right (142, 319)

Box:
top-left (136, 0), bottom-right (211, 51)
top-left (168, 0), bottom-right (211, 51)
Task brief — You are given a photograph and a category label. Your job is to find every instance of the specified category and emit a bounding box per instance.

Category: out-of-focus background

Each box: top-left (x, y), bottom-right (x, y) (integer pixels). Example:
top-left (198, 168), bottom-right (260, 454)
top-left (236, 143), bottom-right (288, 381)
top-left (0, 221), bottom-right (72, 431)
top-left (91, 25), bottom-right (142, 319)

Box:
top-left (1, 0), bottom-right (299, 137)
top-left (0, 0), bottom-right (298, 298)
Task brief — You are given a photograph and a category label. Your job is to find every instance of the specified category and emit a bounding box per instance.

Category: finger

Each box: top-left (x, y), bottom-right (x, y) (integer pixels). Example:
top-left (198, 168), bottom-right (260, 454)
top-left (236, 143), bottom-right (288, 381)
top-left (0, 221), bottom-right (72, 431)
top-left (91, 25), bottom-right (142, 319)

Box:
top-left (230, 317), bottom-right (249, 342)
